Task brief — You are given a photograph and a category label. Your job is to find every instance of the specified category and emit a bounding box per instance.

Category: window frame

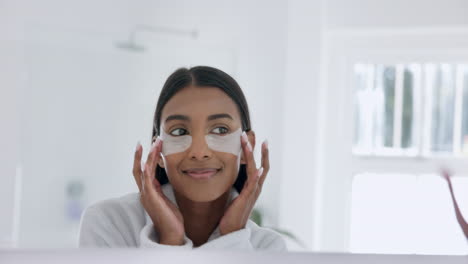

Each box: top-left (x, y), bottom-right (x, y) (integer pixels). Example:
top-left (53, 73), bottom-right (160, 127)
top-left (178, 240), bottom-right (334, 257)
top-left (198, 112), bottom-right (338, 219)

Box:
top-left (353, 62), bottom-right (468, 158)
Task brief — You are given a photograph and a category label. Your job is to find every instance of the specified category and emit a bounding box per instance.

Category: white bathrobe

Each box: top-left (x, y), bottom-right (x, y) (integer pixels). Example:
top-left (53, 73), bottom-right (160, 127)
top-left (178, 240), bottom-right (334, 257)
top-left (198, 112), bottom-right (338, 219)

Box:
top-left (78, 183), bottom-right (287, 250)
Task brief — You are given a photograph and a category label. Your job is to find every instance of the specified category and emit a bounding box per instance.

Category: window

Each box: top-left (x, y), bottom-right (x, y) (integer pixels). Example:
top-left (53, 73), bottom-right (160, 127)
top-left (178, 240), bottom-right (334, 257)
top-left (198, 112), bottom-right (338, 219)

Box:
top-left (353, 63), bottom-right (468, 157)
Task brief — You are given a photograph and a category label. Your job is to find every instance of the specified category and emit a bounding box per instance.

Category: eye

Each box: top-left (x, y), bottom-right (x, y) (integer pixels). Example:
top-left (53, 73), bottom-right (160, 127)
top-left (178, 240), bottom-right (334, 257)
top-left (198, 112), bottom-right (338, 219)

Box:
top-left (170, 128), bottom-right (188, 136)
top-left (211, 126), bottom-right (229, 135)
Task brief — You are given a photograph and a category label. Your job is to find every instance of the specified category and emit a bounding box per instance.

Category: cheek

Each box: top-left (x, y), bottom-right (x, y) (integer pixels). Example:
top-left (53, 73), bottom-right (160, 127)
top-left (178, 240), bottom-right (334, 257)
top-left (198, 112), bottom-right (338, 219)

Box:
top-left (161, 154), bottom-right (184, 177)
top-left (219, 153), bottom-right (242, 179)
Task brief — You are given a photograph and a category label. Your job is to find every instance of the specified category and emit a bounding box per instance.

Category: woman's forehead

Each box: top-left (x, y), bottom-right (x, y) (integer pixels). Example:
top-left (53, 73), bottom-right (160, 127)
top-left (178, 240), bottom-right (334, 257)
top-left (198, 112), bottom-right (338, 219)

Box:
top-left (161, 86), bottom-right (241, 122)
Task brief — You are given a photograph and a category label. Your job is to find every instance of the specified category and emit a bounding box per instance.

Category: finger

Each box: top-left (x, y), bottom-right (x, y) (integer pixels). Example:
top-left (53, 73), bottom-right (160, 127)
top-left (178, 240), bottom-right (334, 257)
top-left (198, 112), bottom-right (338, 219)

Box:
top-left (143, 138), bottom-right (162, 195)
top-left (241, 132), bottom-right (257, 177)
top-left (133, 142), bottom-right (143, 192)
top-left (141, 142), bottom-right (155, 194)
top-left (146, 139), bottom-right (159, 171)
top-left (258, 140), bottom-right (269, 188)
top-left (254, 167), bottom-right (264, 201)
top-left (440, 169), bottom-right (454, 186)
top-left (142, 161), bottom-right (165, 213)
top-left (147, 138), bottom-right (163, 184)
top-left (240, 132), bottom-right (259, 196)
top-left (153, 177), bottom-right (162, 193)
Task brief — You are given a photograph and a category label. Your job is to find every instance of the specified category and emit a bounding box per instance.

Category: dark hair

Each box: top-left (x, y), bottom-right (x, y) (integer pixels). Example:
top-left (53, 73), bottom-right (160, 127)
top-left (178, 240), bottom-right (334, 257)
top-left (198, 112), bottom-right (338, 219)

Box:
top-left (152, 66), bottom-right (251, 193)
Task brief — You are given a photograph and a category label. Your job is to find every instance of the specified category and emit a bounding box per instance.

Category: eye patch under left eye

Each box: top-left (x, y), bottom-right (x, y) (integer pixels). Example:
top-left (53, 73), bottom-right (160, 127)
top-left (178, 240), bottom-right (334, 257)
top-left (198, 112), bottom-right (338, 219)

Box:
top-left (160, 127), bottom-right (242, 156)
top-left (205, 128), bottom-right (242, 156)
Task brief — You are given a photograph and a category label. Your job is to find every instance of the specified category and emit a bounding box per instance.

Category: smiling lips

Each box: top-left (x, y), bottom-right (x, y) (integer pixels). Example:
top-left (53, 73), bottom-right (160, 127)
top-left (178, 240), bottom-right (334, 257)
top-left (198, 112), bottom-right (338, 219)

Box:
top-left (182, 168), bottom-right (220, 180)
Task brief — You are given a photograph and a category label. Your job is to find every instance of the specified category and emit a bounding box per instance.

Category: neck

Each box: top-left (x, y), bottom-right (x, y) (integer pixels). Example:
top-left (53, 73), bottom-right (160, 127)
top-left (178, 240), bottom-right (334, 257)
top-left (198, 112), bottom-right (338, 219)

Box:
top-left (173, 189), bottom-right (231, 247)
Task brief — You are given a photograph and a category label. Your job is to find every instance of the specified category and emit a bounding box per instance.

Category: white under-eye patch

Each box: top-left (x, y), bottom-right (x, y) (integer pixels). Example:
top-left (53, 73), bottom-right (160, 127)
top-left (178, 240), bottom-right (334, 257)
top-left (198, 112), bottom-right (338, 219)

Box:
top-left (205, 128), bottom-right (242, 155)
top-left (160, 131), bottom-right (192, 156)
top-left (160, 127), bottom-right (243, 156)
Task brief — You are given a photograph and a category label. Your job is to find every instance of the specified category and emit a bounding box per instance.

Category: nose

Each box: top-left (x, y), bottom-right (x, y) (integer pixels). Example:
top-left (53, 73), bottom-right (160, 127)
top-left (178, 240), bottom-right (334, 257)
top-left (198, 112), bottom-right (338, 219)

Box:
top-left (187, 132), bottom-right (212, 161)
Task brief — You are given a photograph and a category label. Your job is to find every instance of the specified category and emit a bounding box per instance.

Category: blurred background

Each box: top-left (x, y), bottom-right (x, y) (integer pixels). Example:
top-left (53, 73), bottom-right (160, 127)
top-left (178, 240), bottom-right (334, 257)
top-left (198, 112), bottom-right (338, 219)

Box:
top-left (1, 0), bottom-right (468, 255)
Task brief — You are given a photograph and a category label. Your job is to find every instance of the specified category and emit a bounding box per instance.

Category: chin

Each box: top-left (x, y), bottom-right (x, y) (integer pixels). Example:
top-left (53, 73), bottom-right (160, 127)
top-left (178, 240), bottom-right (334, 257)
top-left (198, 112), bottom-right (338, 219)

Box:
top-left (185, 192), bottom-right (222, 202)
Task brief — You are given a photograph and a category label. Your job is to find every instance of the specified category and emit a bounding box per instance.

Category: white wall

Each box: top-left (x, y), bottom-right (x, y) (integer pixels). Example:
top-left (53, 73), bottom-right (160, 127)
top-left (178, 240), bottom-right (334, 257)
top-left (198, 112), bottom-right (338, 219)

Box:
top-left (0, 1), bottom-right (24, 248)
top-left (279, 0), bottom-right (324, 251)
top-left (326, 0), bottom-right (468, 29)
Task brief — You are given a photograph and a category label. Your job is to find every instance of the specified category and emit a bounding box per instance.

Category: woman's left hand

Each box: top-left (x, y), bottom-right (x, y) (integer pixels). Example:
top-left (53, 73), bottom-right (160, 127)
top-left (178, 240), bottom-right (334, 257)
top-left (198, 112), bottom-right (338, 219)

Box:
top-left (218, 133), bottom-right (269, 235)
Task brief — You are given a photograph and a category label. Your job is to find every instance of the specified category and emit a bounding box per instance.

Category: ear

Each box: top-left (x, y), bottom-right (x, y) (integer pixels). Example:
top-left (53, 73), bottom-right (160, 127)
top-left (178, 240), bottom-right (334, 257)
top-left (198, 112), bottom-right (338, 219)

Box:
top-left (240, 130), bottom-right (256, 165)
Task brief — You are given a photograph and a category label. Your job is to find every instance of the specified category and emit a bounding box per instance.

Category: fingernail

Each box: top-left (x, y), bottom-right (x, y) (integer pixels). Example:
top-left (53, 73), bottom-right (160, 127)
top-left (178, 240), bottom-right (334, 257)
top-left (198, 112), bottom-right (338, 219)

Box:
top-left (241, 131), bottom-right (248, 142)
top-left (257, 167), bottom-right (264, 177)
top-left (247, 141), bottom-right (252, 152)
top-left (155, 137), bottom-right (161, 148)
top-left (136, 141), bottom-right (141, 151)
top-left (264, 140), bottom-right (269, 149)
top-left (242, 132), bottom-right (252, 152)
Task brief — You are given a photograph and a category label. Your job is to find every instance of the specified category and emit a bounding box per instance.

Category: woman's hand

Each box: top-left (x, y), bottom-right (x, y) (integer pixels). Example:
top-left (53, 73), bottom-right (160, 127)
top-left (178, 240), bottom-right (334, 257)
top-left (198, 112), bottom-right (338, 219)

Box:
top-left (218, 133), bottom-right (269, 235)
top-left (133, 138), bottom-right (185, 245)
top-left (441, 169), bottom-right (457, 195)
top-left (440, 169), bottom-right (468, 239)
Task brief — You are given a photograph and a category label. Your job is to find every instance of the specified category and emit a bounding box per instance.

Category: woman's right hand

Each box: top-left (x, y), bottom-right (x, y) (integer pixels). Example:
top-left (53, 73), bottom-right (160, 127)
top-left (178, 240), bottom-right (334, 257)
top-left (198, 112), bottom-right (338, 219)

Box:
top-left (133, 138), bottom-right (185, 245)
top-left (441, 169), bottom-right (454, 192)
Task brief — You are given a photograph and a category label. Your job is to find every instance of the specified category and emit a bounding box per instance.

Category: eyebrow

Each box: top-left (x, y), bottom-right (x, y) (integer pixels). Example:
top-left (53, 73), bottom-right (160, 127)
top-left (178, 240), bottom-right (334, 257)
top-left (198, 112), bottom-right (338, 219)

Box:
top-left (165, 114), bottom-right (190, 123)
top-left (207, 113), bottom-right (234, 121)
top-left (164, 113), bottom-right (234, 123)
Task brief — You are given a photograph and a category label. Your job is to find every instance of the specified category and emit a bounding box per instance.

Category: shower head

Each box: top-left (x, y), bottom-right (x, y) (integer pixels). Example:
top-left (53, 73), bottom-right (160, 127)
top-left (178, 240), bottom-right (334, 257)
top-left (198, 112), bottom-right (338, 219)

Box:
top-left (115, 24), bottom-right (198, 53)
top-left (115, 40), bottom-right (146, 53)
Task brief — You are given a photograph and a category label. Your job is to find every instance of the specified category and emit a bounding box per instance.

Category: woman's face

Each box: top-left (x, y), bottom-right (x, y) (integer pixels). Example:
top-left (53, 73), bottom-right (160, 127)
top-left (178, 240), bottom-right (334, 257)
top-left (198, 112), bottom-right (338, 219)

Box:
top-left (157, 85), bottom-right (250, 202)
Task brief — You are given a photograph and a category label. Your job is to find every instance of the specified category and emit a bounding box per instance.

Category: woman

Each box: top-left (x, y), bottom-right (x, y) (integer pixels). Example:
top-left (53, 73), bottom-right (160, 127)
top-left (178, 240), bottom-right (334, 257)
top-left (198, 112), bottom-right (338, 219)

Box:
top-left (78, 66), bottom-right (286, 250)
